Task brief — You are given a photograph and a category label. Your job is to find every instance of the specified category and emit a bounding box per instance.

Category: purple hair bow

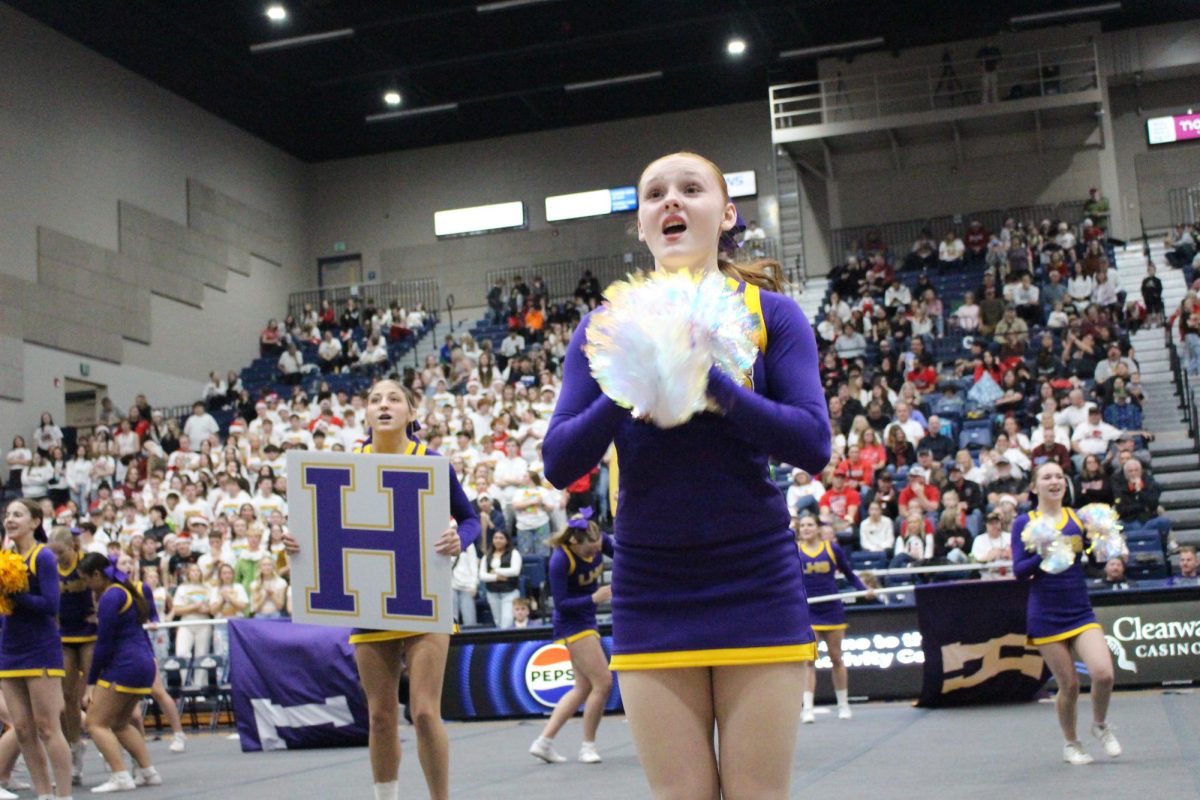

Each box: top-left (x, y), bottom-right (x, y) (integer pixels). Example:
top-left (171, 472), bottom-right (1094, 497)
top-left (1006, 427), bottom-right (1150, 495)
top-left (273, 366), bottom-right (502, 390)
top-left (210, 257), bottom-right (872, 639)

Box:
top-left (567, 508), bottom-right (594, 530)
top-left (104, 556), bottom-right (127, 584)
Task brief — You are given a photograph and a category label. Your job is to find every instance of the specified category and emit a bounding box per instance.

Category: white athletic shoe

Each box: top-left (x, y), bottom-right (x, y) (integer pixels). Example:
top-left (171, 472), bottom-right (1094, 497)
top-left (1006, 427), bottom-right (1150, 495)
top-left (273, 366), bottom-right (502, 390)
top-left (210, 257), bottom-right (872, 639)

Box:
top-left (1063, 741), bottom-right (1094, 765)
top-left (0, 786), bottom-right (17, 800)
top-left (1, 779), bottom-right (30, 791)
top-left (91, 770), bottom-right (137, 792)
top-left (169, 732), bottom-right (187, 753)
top-left (578, 743), bottom-right (602, 764)
top-left (1091, 723), bottom-right (1122, 758)
top-left (800, 708), bottom-right (816, 724)
top-left (529, 737), bottom-right (566, 764)
top-left (837, 705), bottom-right (853, 720)
top-left (133, 766), bottom-right (162, 787)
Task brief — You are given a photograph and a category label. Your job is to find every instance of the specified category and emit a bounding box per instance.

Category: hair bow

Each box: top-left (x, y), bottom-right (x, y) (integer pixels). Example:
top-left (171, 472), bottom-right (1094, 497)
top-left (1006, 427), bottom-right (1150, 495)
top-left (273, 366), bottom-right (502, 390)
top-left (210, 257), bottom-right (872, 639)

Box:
top-left (567, 508), bottom-right (594, 530)
top-left (103, 556), bottom-right (127, 585)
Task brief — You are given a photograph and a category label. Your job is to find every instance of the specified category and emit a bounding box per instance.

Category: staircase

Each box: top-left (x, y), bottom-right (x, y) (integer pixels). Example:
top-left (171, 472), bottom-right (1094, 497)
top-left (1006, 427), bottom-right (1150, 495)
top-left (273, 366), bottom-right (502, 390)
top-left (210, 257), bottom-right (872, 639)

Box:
top-left (1118, 242), bottom-right (1200, 550)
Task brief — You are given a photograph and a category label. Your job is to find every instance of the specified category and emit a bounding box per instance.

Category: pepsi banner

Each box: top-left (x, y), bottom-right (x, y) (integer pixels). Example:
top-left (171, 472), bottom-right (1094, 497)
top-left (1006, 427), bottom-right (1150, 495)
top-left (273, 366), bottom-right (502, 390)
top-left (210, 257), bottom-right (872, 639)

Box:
top-left (229, 619), bottom-right (369, 751)
top-left (286, 450), bottom-right (453, 634)
top-left (916, 581), bottom-right (1049, 708)
top-left (442, 629), bottom-right (624, 720)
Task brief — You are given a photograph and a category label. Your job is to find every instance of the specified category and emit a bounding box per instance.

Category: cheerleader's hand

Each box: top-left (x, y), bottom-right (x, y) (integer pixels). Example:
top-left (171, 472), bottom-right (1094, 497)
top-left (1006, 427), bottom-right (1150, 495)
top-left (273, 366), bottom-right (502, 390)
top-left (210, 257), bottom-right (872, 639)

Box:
top-left (282, 533), bottom-right (301, 555)
top-left (865, 589), bottom-right (877, 601)
top-left (591, 585), bottom-right (612, 605)
top-left (434, 528), bottom-right (461, 558)
top-left (82, 686), bottom-right (93, 709)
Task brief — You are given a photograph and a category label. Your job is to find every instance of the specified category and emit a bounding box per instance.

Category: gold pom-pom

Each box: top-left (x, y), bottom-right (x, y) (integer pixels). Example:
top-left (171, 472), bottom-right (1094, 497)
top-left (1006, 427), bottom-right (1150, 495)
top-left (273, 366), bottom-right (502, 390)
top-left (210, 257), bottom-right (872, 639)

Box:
top-left (0, 551), bottom-right (30, 615)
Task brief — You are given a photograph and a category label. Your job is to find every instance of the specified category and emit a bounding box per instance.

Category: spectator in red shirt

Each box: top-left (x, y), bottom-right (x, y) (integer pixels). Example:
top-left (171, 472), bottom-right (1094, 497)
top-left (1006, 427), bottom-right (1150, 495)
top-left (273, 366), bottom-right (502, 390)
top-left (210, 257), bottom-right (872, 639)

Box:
top-left (898, 466), bottom-right (940, 515)
top-left (834, 445), bottom-right (874, 491)
top-left (818, 472), bottom-right (861, 536)
top-left (965, 220), bottom-right (989, 267)
top-left (906, 355), bottom-right (938, 396)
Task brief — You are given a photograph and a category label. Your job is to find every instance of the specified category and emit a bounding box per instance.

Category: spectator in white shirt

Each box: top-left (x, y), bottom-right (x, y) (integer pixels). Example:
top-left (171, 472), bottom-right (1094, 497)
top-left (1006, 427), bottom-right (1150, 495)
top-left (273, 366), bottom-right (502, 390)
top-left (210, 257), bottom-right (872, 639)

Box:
top-left (278, 343), bottom-right (304, 386)
top-left (202, 372), bottom-right (227, 411)
top-left (33, 412), bottom-right (63, 458)
top-left (1011, 274), bottom-right (1041, 324)
top-left (1057, 389), bottom-right (1095, 433)
top-left (884, 280), bottom-right (912, 312)
top-left (1071, 407), bottom-right (1122, 464)
top-left (885, 403), bottom-right (925, 446)
top-left (969, 512), bottom-right (1012, 579)
top-left (857, 501), bottom-right (894, 553)
top-left (834, 323), bottom-right (867, 361)
top-left (786, 468), bottom-right (824, 517)
top-left (317, 330), bottom-right (343, 374)
top-left (282, 414), bottom-right (315, 450)
top-left (355, 335), bottom-right (389, 373)
top-left (512, 470), bottom-right (552, 557)
top-left (184, 402), bottom-right (219, 445)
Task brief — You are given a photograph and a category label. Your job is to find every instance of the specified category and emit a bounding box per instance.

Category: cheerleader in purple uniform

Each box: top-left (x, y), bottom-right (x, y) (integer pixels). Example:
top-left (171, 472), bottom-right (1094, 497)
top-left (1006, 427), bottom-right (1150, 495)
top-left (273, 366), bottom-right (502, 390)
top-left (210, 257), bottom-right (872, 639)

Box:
top-left (114, 552), bottom-right (186, 753)
top-left (529, 512), bottom-right (613, 765)
top-left (1, 498), bottom-right (73, 800)
top-left (543, 153), bottom-right (830, 800)
top-left (284, 379), bottom-right (479, 800)
top-left (1012, 462), bottom-right (1121, 765)
top-left (77, 552), bottom-right (160, 792)
top-left (48, 526), bottom-right (95, 785)
top-left (793, 514), bottom-right (872, 723)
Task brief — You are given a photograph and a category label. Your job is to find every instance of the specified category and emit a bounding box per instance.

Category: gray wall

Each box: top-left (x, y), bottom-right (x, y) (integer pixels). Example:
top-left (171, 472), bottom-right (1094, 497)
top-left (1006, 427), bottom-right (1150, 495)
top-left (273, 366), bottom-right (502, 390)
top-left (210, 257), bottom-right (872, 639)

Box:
top-left (306, 103), bottom-right (778, 306)
top-left (1109, 77), bottom-right (1200, 232)
top-left (0, 5), bottom-right (309, 439)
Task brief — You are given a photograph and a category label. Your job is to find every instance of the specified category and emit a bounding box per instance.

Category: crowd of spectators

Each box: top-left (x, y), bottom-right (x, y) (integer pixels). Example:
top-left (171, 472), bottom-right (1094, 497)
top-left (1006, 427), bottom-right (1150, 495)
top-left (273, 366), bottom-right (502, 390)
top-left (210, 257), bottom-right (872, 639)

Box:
top-left (807, 212), bottom-right (1188, 588)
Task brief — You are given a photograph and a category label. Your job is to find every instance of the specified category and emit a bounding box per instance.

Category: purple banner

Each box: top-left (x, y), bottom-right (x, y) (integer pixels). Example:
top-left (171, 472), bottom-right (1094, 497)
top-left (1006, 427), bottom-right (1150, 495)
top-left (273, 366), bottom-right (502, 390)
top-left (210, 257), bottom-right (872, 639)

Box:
top-left (915, 581), bottom-right (1049, 708)
top-left (230, 618), bottom-right (369, 751)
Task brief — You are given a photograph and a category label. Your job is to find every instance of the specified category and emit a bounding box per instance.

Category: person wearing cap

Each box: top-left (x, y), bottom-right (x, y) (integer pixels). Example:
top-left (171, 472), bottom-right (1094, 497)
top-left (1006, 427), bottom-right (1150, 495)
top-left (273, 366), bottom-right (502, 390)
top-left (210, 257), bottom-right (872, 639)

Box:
top-left (992, 434), bottom-right (1030, 478)
top-left (985, 457), bottom-right (1027, 507)
top-left (914, 449), bottom-right (945, 489)
top-left (898, 466), bottom-right (940, 516)
top-left (869, 472), bottom-right (900, 520)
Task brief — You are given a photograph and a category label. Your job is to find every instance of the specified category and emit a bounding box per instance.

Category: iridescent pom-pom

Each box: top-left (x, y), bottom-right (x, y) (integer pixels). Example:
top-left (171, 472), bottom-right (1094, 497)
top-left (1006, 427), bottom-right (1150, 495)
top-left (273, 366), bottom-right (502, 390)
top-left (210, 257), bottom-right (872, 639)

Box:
top-left (1078, 502), bottom-right (1126, 562)
top-left (1020, 516), bottom-right (1060, 554)
top-left (1040, 536), bottom-right (1077, 574)
top-left (585, 270), bottom-right (760, 428)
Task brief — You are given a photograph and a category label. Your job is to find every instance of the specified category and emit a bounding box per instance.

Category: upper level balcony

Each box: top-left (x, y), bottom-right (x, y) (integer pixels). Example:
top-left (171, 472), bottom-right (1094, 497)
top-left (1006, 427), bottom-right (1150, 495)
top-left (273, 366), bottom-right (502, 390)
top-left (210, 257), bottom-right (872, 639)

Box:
top-left (770, 43), bottom-right (1102, 151)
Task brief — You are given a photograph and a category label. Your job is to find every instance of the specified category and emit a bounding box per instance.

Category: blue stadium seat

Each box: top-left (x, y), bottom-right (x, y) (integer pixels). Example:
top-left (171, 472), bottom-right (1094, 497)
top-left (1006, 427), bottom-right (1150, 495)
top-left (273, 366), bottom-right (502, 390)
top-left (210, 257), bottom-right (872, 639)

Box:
top-left (959, 427), bottom-right (993, 449)
top-left (850, 550), bottom-right (889, 572)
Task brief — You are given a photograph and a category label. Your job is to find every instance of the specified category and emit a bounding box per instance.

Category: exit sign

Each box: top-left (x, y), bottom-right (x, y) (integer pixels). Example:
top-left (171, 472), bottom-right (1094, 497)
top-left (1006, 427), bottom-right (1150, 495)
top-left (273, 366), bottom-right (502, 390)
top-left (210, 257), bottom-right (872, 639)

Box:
top-left (80, 363), bottom-right (90, 377)
top-left (333, 241), bottom-right (347, 253)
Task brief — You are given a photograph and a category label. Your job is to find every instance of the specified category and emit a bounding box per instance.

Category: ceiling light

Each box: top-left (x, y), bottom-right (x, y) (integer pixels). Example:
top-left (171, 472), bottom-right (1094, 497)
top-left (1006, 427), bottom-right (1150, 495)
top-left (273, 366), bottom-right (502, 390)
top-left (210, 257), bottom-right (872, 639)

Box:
top-left (366, 103), bottom-right (459, 123)
top-left (1010, 2), bottom-right (1121, 25)
top-left (383, 90), bottom-right (402, 107)
top-left (727, 38), bottom-right (747, 56)
top-left (564, 71), bottom-right (663, 92)
top-left (265, 4), bottom-right (287, 22)
top-left (779, 37), bottom-right (885, 60)
top-left (249, 28), bottom-right (354, 53)
top-left (476, 0), bottom-right (562, 12)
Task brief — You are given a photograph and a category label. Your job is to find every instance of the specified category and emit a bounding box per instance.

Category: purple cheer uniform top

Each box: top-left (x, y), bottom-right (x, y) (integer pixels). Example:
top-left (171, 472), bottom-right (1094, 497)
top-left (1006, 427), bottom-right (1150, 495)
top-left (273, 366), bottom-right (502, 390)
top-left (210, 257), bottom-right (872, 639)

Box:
top-left (346, 438), bottom-right (481, 645)
top-left (550, 533), bottom-right (615, 644)
top-left (543, 280), bottom-right (831, 671)
top-left (89, 584), bottom-right (156, 694)
top-left (1011, 508), bottom-right (1100, 645)
top-left (797, 540), bottom-right (867, 631)
top-left (59, 551), bottom-right (98, 645)
top-left (0, 544), bottom-right (65, 678)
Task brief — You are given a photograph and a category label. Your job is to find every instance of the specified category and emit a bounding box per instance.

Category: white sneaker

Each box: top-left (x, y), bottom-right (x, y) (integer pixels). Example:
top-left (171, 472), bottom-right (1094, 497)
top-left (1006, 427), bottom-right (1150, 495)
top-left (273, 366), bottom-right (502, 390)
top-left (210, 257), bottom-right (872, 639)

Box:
top-left (0, 786), bottom-right (16, 800)
top-left (529, 737), bottom-right (566, 764)
top-left (1063, 741), bottom-right (1094, 765)
top-left (1091, 723), bottom-right (1122, 758)
top-left (133, 766), bottom-right (162, 787)
top-left (91, 770), bottom-right (137, 792)
top-left (169, 732), bottom-right (187, 753)
top-left (2, 779), bottom-right (30, 791)
top-left (837, 705), bottom-right (853, 720)
top-left (578, 743), bottom-right (602, 764)
top-left (800, 708), bottom-right (815, 724)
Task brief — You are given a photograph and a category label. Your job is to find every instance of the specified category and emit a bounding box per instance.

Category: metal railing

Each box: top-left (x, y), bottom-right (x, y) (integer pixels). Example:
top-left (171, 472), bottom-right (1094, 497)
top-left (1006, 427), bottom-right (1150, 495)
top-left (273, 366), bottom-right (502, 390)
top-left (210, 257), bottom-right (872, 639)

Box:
top-left (1168, 184), bottom-right (1200, 225)
top-left (287, 278), bottom-right (441, 320)
top-left (484, 239), bottom-right (782, 306)
top-left (1164, 322), bottom-right (1198, 442)
top-left (827, 199), bottom-right (1088, 264)
top-left (770, 43), bottom-right (1099, 131)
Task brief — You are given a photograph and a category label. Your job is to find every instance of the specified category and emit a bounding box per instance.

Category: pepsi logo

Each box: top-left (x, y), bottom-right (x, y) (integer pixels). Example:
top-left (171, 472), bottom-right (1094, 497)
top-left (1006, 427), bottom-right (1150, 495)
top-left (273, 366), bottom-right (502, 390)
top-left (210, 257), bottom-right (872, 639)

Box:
top-left (524, 643), bottom-right (575, 707)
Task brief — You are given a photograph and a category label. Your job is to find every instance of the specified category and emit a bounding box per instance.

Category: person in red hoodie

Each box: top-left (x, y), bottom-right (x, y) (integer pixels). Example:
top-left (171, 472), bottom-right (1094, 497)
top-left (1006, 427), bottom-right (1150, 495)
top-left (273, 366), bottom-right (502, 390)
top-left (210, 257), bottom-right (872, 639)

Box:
top-left (834, 445), bottom-right (874, 492)
top-left (965, 220), bottom-right (989, 267)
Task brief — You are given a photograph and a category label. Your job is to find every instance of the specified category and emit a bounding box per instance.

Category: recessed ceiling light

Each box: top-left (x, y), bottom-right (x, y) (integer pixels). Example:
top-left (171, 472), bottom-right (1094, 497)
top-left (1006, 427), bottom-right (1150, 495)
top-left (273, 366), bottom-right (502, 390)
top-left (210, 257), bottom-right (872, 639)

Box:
top-left (383, 90), bottom-right (402, 107)
top-left (265, 4), bottom-right (287, 22)
top-left (727, 38), bottom-right (747, 56)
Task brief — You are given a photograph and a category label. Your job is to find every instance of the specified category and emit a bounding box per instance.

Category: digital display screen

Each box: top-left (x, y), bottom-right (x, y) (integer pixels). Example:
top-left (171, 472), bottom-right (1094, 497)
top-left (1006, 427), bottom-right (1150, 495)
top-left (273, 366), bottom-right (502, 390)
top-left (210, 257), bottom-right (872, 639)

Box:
top-left (434, 201), bottom-right (526, 237)
top-left (545, 186), bottom-right (639, 222)
top-left (1147, 114), bottom-right (1200, 146)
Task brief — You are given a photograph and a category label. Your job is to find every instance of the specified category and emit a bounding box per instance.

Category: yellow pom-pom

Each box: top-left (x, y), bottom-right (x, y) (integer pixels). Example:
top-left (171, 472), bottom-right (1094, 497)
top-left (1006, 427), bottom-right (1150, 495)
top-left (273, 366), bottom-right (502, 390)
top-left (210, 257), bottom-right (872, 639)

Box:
top-left (0, 595), bottom-right (12, 617)
top-left (0, 550), bottom-right (30, 598)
